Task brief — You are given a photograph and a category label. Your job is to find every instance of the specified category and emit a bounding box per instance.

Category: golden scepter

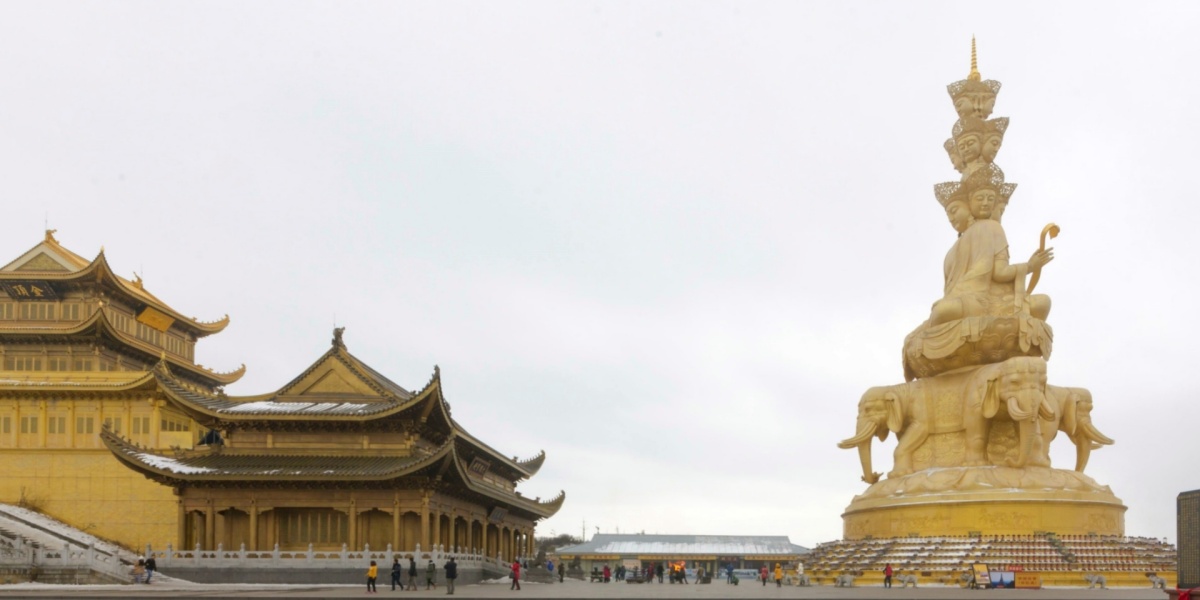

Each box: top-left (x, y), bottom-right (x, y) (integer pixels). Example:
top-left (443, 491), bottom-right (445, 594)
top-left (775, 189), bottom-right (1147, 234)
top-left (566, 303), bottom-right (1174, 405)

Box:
top-left (1027, 223), bottom-right (1059, 294)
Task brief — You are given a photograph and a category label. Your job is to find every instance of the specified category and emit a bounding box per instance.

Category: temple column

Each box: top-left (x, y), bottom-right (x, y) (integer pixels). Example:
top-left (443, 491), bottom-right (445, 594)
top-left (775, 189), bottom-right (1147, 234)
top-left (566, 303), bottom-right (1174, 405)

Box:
top-left (176, 500), bottom-right (186, 549)
top-left (66, 401), bottom-right (75, 448)
top-left (481, 522), bottom-right (488, 558)
top-left (431, 507), bottom-right (441, 550)
top-left (349, 500), bottom-right (358, 550)
top-left (392, 499), bottom-right (401, 552)
top-left (448, 512), bottom-right (457, 551)
top-left (151, 398), bottom-right (162, 449)
top-left (204, 500), bottom-right (214, 550)
top-left (37, 400), bottom-right (47, 447)
top-left (249, 502), bottom-right (258, 551)
top-left (420, 494), bottom-right (430, 549)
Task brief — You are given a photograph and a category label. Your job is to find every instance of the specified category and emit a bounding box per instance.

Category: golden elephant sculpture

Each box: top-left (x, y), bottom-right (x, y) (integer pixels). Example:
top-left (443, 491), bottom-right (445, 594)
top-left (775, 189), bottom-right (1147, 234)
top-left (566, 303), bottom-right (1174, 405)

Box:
top-left (1040, 386), bottom-right (1114, 472)
top-left (840, 356), bottom-right (1054, 483)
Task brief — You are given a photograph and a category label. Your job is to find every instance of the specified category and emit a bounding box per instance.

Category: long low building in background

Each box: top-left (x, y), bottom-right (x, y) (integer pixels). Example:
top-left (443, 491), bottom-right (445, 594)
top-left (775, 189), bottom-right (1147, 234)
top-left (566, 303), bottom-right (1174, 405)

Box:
top-left (556, 533), bottom-right (809, 577)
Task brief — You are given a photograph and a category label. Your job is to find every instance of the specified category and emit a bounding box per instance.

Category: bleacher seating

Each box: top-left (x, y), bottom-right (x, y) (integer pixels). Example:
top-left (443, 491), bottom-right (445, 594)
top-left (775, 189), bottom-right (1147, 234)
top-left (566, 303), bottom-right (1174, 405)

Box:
top-left (801, 533), bottom-right (1176, 587)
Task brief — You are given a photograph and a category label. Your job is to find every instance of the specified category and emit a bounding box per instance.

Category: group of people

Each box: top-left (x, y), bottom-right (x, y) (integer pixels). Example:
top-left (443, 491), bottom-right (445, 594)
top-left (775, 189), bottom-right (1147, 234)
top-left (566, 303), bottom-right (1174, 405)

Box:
top-left (366, 556), bottom-right (458, 594)
top-left (758, 563), bottom-right (784, 587)
top-left (592, 562), bottom-right (674, 583)
top-left (129, 556), bottom-right (157, 584)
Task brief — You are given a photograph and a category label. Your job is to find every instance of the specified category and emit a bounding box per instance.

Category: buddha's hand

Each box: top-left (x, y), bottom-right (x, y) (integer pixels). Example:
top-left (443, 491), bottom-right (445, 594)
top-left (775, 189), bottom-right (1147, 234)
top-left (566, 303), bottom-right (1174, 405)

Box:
top-left (1029, 248), bottom-right (1054, 270)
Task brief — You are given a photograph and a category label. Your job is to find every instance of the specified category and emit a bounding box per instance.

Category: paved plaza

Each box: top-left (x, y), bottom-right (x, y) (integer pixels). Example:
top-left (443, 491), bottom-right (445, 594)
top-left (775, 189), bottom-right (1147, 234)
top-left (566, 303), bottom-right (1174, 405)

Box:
top-left (0, 579), bottom-right (1172, 599)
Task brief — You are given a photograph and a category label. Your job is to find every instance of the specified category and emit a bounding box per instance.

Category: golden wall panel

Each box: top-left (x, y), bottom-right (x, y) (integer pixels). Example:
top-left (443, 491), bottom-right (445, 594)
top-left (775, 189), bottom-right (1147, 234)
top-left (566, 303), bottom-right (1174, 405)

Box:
top-left (0, 449), bottom-right (178, 550)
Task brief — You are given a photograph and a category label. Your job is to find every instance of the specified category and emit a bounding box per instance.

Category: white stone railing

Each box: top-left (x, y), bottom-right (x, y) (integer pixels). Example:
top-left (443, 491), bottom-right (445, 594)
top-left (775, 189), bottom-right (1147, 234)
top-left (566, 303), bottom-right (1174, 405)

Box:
top-left (146, 542), bottom-right (518, 571)
top-left (0, 536), bottom-right (128, 580)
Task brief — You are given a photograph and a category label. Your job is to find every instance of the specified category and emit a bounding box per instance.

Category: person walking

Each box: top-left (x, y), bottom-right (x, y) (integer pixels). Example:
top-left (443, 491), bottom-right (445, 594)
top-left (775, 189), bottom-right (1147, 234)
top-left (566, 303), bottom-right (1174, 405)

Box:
top-left (407, 557), bottom-right (418, 590)
top-left (774, 563), bottom-right (783, 587)
top-left (883, 563), bottom-right (893, 588)
top-left (602, 564), bottom-right (611, 583)
top-left (391, 558), bottom-right (402, 591)
top-left (760, 564), bottom-right (768, 586)
top-left (655, 562), bottom-right (664, 583)
top-left (558, 560), bottom-right (564, 583)
top-left (510, 559), bottom-right (521, 590)
top-left (444, 556), bottom-right (457, 595)
top-left (426, 559), bottom-right (437, 590)
top-left (726, 563), bottom-right (734, 584)
top-left (144, 555), bottom-right (157, 584)
top-left (131, 558), bottom-right (146, 584)
top-left (367, 560), bottom-right (378, 594)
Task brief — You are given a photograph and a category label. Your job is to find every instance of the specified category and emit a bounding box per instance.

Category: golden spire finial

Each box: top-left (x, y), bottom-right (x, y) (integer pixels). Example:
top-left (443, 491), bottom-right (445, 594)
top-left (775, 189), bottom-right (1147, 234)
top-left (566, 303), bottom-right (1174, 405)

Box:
top-left (968, 36), bottom-right (981, 82)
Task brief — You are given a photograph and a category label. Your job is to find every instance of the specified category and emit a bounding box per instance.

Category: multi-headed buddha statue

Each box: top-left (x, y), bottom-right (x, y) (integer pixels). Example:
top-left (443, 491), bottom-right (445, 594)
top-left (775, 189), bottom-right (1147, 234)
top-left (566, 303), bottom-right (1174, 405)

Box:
top-left (901, 61), bottom-right (1052, 381)
top-left (837, 43), bottom-right (1124, 540)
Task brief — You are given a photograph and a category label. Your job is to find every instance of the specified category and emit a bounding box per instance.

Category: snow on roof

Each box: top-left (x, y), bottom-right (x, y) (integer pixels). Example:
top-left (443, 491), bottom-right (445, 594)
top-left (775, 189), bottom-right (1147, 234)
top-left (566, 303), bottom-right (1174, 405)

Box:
top-left (557, 534), bottom-right (809, 555)
top-left (220, 400), bottom-right (375, 415)
top-left (134, 453), bottom-right (218, 475)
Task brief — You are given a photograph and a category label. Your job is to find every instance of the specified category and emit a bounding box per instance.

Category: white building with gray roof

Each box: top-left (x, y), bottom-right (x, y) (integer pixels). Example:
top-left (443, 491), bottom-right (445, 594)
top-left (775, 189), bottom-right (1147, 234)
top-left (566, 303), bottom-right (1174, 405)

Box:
top-left (555, 533), bottom-right (809, 581)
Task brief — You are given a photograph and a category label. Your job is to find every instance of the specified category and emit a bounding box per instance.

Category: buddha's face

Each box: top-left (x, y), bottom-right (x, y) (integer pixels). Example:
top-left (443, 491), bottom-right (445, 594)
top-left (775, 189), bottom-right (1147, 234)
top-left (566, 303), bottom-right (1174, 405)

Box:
top-left (968, 188), bottom-right (998, 220)
top-left (967, 92), bottom-right (996, 119)
top-left (982, 134), bottom-right (1003, 163)
top-left (946, 201), bottom-right (973, 234)
top-left (956, 133), bottom-right (982, 163)
top-left (953, 96), bottom-right (974, 119)
top-left (945, 145), bottom-right (965, 172)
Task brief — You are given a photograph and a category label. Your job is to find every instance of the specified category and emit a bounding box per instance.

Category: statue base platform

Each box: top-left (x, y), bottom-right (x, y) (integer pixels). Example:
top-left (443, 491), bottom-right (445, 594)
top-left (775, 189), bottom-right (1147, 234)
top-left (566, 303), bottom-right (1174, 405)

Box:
top-left (842, 466), bottom-right (1125, 539)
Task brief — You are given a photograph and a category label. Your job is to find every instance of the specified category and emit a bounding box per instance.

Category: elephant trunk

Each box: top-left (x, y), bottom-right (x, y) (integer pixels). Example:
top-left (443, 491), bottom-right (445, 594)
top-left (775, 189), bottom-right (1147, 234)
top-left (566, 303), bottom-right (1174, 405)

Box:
top-left (838, 421), bottom-right (880, 484)
top-left (1010, 418), bottom-right (1036, 468)
top-left (1004, 391), bottom-right (1043, 468)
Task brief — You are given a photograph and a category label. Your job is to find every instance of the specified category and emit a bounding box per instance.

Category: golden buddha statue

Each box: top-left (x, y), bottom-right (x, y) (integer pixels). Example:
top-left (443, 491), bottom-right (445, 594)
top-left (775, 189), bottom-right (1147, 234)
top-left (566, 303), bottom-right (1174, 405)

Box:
top-left (903, 165), bottom-right (1053, 381)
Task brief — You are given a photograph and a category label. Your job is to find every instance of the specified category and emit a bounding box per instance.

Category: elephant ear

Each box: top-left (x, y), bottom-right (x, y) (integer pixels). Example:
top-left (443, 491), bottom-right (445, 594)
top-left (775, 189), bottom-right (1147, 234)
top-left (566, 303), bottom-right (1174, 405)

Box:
top-left (982, 377), bottom-right (1000, 419)
top-left (885, 392), bottom-right (904, 433)
top-left (1060, 392), bottom-right (1079, 436)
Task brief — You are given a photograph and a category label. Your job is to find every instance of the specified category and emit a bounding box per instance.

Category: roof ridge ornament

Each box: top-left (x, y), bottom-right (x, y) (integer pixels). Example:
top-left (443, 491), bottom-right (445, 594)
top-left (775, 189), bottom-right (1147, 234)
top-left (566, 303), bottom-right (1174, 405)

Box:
top-left (332, 327), bottom-right (346, 349)
top-left (45, 229), bottom-right (58, 244)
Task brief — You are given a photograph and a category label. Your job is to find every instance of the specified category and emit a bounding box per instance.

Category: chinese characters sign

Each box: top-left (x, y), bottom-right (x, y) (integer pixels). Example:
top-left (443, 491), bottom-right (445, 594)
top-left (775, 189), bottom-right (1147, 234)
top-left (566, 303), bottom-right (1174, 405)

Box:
top-left (1, 281), bottom-right (57, 301)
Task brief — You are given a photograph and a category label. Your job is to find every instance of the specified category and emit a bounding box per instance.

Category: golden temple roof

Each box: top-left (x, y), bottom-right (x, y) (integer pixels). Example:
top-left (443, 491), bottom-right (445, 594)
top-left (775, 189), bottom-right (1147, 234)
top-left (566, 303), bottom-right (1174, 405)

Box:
top-left (0, 233), bottom-right (230, 337)
top-left (147, 336), bottom-right (545, 479)
top-left (0, 308), bottom-right (244, 386)
top-left (101, 427), bottom-right (565, 519)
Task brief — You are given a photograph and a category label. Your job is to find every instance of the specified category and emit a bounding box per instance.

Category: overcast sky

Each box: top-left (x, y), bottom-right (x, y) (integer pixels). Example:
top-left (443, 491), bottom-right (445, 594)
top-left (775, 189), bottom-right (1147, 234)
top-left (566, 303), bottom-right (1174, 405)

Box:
top-left (2, 2), bottom-right (1198, 548)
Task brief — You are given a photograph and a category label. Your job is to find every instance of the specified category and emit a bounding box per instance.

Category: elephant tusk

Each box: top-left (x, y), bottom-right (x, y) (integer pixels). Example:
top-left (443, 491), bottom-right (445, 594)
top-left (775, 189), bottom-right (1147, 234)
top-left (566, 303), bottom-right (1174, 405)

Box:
top-left (1006, 396), bottom-right (1034, 421)
top-left (1083, 421), bottom-right (1114, 445)
top-left (838, 421), bottom-right (878, 449)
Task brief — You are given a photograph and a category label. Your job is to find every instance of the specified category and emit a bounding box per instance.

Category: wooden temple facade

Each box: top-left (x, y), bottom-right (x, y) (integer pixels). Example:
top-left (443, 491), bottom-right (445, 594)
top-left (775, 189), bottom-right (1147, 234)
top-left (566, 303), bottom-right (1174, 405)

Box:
top-left (0, 233), bottom-right (563, 557)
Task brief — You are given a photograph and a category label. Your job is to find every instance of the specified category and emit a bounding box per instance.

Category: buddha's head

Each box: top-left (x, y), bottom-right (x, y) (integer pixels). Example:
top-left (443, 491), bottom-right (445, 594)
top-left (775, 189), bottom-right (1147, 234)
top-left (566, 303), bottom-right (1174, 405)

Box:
top-left (943, 138), bottom-right (965, 173)
top-left (945, 199), bottom-right (974, 235)
top-left (968, 187), bottom-right (998, 220)
top-left (957, 163), bottom-right (1016, 222)
top-left (982, 133), bottom-right (1003, 163)
top-left (953, 117), bottom-right (1007, 168)
top-left (946, 39), bottom-right (1002, 119)
top-left (950, 84), bottom-right (999, 120)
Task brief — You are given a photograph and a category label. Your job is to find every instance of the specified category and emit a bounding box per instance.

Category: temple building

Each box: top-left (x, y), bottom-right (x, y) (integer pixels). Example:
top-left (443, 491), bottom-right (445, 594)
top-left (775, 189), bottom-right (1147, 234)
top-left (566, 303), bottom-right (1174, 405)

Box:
top-left (556, 534), bottom-right (808, 577)
top-left (0, 232), bottom-right (563, 557)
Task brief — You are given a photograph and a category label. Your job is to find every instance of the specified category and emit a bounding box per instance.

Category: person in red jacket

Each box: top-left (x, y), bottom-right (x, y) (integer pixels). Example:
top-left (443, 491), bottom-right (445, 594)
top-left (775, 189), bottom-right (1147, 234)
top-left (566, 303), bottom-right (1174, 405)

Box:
top-left (760, 565), bottom-right (768, 586)
top-left (510, 559), bottom-right (521, 591)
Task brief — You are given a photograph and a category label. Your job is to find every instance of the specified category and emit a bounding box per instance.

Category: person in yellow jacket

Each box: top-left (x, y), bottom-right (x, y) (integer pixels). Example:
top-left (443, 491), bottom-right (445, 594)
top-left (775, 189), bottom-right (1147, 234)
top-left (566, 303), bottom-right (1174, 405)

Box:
top-left (366, 560), bottom-right (378, 593)
top-left (774, 563), bottom-right (783, 588)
